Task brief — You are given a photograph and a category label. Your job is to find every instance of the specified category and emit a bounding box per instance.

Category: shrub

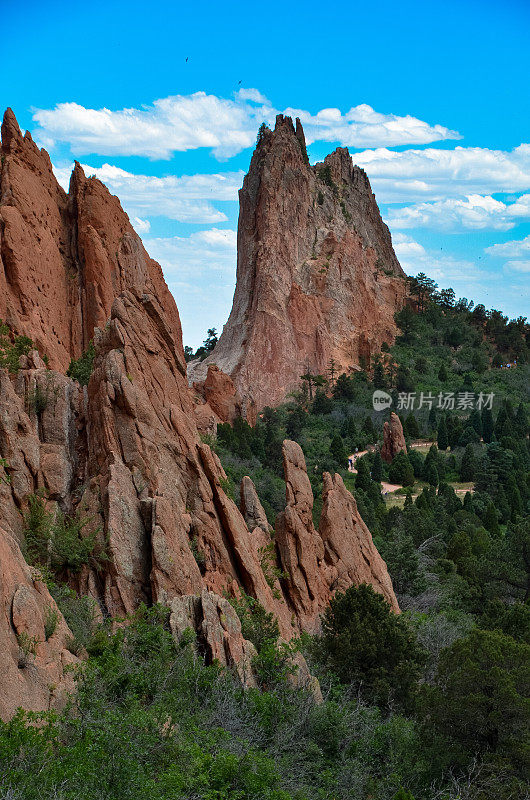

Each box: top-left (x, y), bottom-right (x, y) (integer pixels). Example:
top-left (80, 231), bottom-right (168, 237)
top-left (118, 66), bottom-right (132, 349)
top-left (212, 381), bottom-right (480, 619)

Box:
top-left (23, 493), bottom-right (106, 576)
top-left (230, 591), bottom-right (280, 654)
top-left (22, 492), bottom-right (53, 566)
top-left (388, 451), bottom-right (415, 486)
top-left (312, 584), bottom-right (423, 709)
top-left (66, 341), bottom-right (95, 385)
top-left (43, 606), bottom-right (59, 640)
top-left (49, 583), bottom-right (103, 655)
top-left (258, 539), bottom-right (286, 598)
top-left (421, 629), bottom-right (530, 773)
top-left (26, 378), bottom-right (54, 416)
top-left (0, 320), bottom-right (35, 373)
top-left (190, 535), bottom-right (205, 569)
top-left (16, 632), bottom-right (38, 667)
top-left (317, 164), bottom-right (336, 192)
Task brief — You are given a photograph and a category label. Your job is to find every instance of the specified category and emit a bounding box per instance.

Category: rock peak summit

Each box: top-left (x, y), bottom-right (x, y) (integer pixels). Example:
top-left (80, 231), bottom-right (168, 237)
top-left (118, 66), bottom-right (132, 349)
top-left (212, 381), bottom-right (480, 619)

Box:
top-left (189, 115), bottom-right (406, 410)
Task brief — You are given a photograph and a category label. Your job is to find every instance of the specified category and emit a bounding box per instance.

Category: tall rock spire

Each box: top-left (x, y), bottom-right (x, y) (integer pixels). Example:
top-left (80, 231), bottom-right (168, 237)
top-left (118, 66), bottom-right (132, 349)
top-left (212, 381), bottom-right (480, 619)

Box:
top-left (189, 114), bottom-right (407, 410)
top-left (0, 109), bottom-right (184, 372)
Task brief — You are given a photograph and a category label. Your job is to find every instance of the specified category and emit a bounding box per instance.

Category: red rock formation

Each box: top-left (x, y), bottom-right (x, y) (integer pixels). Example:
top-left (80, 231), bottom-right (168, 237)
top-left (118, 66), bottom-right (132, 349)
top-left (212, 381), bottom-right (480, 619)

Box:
top-left (275, 441), bottom-right (330, 631)
top-left (275, 441), bottom-right (398, 632)
top-left (0, 108), bottom-right (182, 372)
top-left (189, 114), bottom-right (407, 410)
top-left (0, 108), bottom-right (398, 718)
top-left (319, 471), bottom-right (399, 612)
top-left (381, 411), bottom-right (407, 463)
top-left (168, 590), bottom-right (257, 688)
top-left (0, 529), bottom-right (79, 720)
top-left (192, 364), bottom-right (257, 427)
top-left (0, 374), bottom-right (80, 719)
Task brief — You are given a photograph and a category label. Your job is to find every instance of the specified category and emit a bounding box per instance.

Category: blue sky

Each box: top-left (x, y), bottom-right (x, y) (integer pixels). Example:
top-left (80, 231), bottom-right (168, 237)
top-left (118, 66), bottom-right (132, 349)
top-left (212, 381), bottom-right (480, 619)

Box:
top-left (2, 0), bottom-right (529, 347)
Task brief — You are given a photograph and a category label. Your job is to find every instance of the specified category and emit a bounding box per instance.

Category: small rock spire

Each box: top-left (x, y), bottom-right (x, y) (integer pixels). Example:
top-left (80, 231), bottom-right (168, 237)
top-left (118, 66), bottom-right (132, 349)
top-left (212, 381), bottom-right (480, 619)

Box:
top-left (1, 108), bottom-right (23, 149)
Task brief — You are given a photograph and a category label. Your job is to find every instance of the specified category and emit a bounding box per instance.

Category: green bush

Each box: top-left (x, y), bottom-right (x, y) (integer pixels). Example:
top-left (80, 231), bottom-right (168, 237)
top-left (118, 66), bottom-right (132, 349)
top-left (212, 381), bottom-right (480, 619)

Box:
top-left (388, 451), bottom-right (415, 486)
top-left (16, 632), bottom-right (38, 668)
top-left (43, 605), bottom-right (59, 640)
top-left (0, 320), bottom-right (36, 373)
top-left (66, 340), bottom-right (96, 385)
top-left (312, 584), bottom-right (424, 710)
top-left (23, 493), bottom-right (106, 576)
top-left (421, 628), bottom-right (530, 774)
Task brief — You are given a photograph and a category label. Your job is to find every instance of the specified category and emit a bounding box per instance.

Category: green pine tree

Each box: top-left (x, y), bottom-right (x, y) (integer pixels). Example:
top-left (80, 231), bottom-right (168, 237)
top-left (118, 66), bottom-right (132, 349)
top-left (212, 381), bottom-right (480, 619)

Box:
top-left (484, 502), bottom-right (500, 536)
top-left (371, 451), bottom-right (383, 482)
top-left (330, 434), bottom-right (347, 466)
top-left (460, 444), bottom-right (476, 481)
top-left (437, 416), bottom-right (449, 450)
top-left (481, 407), bottom-right (494, 443)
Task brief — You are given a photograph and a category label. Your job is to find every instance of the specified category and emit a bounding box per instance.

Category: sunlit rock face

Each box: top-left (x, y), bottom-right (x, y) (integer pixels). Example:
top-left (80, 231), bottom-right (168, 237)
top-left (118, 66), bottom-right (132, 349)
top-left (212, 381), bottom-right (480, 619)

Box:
top-left (189, 114), bottom-right (406, 411)
top-left (0, 109), bottom-right (397, 719)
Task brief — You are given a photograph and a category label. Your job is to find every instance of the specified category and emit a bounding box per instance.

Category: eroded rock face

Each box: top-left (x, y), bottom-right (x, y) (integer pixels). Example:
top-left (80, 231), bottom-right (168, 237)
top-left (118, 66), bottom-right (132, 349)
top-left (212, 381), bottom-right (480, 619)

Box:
top-left (275, 441), bottom-right (399, 631)
top-left (0, 108), bottom-right (398, 718)
top-left (0, 109), bottom-right (183, 372)
top-left (275, 441), bottom-right (329, 631)
top-left (189, 115), bottom-right (406, 410)
top-left (240, 476), bottom-right (270, 535)
top-left (319, 472), bottom-right (399, 613)
top-left (169, 590), bottom-right (257, 687)
top-left (0, 444), bottom-right (79, 720)
top-left (192, 364), bottom-right (257, 427)
top-left (381, 412), bottom-right (407, 463)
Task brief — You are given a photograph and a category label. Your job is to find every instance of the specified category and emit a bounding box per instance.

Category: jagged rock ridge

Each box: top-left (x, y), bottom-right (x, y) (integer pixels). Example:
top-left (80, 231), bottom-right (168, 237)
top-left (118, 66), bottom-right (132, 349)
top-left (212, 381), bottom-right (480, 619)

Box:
top-left (0, 109), bottom-right (397, 718)
top-left (189, 114), bottom-right (407, 410)
top-left (0, 108), bottom-right (182, 373)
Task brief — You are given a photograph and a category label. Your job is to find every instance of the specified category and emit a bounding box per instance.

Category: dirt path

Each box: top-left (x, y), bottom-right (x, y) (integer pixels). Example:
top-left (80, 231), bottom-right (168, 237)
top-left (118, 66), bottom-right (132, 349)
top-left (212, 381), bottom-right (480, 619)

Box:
top-left (348, 439), bottom-right (435, 493)
top-left (347, 450), bottom-right (369, 473)
top-left (381, 481), bottom-right (403, 493)
top-left (348, 451), bottom-right (403, 493)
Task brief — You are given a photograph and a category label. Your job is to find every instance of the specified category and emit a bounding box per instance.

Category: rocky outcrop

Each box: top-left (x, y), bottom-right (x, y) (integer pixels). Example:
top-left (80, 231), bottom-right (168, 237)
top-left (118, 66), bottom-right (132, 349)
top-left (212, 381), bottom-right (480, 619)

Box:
top-left (240, 476), bottom-right (270, 535)
top-left (275, 442), bottom-right (330, 631)
top-left (319, 472), bottom-right (399, 613)
top-left (0, 108), bottom-right (182, 372)
top-left (275, 441), bottom-right (398, 631)
top-left (168, 590), bottom-right (257, 687)
top-left (192, 364), bottom-right (257, 428)
top-left (0, 531), bottom-right (79, 720)
top-left (0, 392), bottom-right (79, 720)
top-left (381, 412), bottom-right (407, 463)
top-left (0, 108), bottom-right (398, 718)
top-left (189, 115), bottom-right (407, 410)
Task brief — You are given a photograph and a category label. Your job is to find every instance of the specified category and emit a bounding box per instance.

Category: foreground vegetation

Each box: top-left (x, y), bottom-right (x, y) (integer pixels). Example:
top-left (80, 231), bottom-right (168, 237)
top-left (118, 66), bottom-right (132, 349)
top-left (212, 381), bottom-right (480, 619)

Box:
top-left (2, 280), bottom-right (529, 798)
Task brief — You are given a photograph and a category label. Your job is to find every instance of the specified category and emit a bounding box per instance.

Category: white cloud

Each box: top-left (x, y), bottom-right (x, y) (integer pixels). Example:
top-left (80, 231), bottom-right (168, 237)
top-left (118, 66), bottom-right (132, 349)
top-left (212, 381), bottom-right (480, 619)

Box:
top-left (132, 217), bottom-right (150, 234)
top-left (145, 228), bottom-right (237, 279)
top-left (485, 236), bottom-right (530, 278)
top-left (485, 235), bottom-right (530, 258)
top-left (236, 88), bottom-right (269, 104)
top-left (33, 91), bottom-right (460, 160)
top-left (289, 102), bottom-right (460, 149)
top-left (53, 162), bottom-right (243, 224)
top-left (144, 228), bottom-right (237, 349)
top-left (353, 144), bottom-right (530, 203)
top-left (392, 233), bottom-right (484, 286)
top-left (504, 260), bottom-right (530, 273)
top-left (387, 194), bottom-right (527, 232)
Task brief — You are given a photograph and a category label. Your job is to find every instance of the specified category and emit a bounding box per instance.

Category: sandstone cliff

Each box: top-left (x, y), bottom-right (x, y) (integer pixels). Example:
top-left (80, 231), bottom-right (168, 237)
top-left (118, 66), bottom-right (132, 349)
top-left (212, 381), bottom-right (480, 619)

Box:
top-left (189, 114), bottom-right (407, 410)
top-left (0, 109), bottom-right (397, 718)
top-left (0, 108), bottom-right (182, 373)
